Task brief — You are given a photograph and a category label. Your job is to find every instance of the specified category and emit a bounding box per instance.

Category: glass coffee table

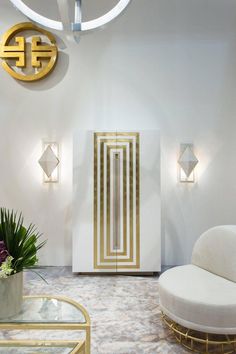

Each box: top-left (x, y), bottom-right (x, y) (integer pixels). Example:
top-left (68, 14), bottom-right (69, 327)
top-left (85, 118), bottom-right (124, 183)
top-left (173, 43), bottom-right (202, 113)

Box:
top-left (0, 295), bottom-right (91, 354)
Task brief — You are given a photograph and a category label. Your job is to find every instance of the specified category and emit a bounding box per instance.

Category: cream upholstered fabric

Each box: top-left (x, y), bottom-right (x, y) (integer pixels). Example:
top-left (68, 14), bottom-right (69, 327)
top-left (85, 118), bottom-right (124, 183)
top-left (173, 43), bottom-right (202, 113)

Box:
top-left (192, 225), bottom-right (236, 282)
top-left (159, 225), bottom-right (236, 334)
top-left (159, 264), bottom-right (236, 334)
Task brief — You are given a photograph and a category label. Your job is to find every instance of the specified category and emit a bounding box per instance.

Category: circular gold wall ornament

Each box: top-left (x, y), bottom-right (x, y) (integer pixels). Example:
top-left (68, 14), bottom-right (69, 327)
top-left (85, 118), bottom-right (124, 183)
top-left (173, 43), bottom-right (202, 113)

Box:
top-left (0, 22), bottom-right (58, 82)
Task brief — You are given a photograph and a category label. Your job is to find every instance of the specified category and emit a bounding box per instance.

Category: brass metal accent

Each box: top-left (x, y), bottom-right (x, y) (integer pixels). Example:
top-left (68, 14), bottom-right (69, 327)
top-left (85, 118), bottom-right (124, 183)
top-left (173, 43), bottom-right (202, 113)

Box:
top-left (162, 312), bottom-right (236, 354)
top-left (0, 22), bottom-right (58, 82)
top-left (129, 140), bottom-right (134, 261)
top-left (0, 295), bottom-right (91, 354)
top-left (106, 145), bottom-right (127, 257)
top-left (113, 152), bottom-right (121, 250)
top-left (94, 132), bottom-right (140, 270)
top-left (103, 143), bottom-right (131, 262)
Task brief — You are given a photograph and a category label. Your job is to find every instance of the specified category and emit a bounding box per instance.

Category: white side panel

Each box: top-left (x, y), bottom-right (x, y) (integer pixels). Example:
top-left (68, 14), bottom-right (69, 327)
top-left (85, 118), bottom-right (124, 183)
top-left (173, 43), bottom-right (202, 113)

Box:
top-left (140, 131), bottom-right (161, 271)
top-left (73, 131), bottom-right (94, 272)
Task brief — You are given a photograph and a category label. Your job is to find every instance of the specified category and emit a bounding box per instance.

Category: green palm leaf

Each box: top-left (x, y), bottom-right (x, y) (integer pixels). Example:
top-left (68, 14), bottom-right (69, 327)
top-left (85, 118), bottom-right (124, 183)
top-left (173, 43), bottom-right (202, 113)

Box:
top-left (0, 208), bottom-right (46, 273)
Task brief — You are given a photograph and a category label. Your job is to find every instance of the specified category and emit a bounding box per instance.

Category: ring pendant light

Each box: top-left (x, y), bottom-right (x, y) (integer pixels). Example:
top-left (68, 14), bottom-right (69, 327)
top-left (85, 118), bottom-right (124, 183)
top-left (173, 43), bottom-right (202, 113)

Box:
top-left (9, 0), bottom-right (131, 34)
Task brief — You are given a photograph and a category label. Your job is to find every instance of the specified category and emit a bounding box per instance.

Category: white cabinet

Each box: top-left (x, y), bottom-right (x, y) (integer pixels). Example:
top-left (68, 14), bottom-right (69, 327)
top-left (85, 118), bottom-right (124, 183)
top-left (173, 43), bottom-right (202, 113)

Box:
top-left (73, 131), bottom-right (161, 273)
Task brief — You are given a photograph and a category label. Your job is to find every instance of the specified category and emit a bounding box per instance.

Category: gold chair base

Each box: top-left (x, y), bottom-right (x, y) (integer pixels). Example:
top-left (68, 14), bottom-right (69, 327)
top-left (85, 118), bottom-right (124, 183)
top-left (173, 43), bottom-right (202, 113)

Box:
top-left (162, 312), bottom-right (236, 354)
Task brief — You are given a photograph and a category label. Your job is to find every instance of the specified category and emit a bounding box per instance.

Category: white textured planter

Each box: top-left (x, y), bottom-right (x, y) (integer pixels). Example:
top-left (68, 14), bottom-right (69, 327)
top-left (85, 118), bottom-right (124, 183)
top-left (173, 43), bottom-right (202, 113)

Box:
top-left (0, 272), bottom-right (23, 319)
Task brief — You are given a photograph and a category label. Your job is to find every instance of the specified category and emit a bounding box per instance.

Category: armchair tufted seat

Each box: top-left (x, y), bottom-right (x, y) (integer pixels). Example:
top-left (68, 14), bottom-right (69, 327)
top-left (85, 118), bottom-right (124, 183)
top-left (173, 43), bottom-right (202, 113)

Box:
top-left (159, 225), bottom-right (236, 334)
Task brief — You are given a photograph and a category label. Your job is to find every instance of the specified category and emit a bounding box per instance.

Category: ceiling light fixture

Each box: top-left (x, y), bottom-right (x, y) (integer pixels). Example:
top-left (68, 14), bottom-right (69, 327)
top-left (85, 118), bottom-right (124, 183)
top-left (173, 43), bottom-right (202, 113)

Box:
top-left (9, 0), bottom-right (131, 41)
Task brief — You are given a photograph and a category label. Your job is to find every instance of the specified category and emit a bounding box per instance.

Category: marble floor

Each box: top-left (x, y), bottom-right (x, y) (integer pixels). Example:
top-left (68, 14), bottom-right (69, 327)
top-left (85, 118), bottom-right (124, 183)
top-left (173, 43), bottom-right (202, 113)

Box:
top-left (2, 267), bottom-right (189, 354)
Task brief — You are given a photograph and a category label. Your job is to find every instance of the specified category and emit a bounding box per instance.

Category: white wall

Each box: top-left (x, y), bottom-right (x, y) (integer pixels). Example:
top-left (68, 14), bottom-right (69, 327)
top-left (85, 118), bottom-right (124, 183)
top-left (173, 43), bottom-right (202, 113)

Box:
top-left (1, 0), bottom-right (236, 266)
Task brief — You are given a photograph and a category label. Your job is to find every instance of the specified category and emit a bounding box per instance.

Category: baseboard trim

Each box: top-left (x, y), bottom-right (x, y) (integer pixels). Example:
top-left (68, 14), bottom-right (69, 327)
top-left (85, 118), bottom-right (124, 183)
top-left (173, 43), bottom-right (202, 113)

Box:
top-left (76, 272), bottom-right (159, 276)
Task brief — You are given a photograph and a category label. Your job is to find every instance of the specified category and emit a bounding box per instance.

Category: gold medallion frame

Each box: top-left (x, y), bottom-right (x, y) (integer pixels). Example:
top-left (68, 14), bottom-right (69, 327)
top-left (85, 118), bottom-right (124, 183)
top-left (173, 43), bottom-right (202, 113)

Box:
top-left (0, 22), bottom-right (58, 82)
top-left (162, 313), bottom-right (236, 354)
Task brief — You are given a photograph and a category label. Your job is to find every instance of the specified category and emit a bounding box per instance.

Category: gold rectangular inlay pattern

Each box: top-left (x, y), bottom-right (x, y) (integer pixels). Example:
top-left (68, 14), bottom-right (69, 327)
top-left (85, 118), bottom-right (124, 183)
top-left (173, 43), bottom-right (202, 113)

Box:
top-left (94, 132), bottom-right (140, 270)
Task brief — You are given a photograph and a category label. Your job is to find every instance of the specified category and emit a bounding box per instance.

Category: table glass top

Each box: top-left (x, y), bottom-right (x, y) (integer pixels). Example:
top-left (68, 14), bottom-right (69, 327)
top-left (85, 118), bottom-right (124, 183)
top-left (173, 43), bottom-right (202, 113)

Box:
top-left (0, 297), bottom-right (86, 324)
top-left (2, 347), bottom-right (75, 353)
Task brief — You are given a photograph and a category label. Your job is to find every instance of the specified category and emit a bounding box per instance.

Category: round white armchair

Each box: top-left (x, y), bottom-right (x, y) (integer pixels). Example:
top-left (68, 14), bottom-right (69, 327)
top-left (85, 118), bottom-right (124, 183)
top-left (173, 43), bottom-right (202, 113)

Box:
top-left (159, 225), bottom-right (236, 353)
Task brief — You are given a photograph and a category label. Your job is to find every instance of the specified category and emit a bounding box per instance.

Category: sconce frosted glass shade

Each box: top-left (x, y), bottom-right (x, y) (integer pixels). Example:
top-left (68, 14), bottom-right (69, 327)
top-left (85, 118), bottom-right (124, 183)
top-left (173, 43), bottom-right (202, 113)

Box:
top-left (38, 145), bottom-right (59, 179)
top-left (178, 145), bottom-right (198, 178)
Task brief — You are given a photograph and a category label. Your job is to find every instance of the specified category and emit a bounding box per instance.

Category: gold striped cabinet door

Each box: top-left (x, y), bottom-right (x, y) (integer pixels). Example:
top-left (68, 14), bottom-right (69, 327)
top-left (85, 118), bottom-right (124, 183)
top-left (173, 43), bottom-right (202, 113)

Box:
top-left (73, 131), bottom-right (161, 273)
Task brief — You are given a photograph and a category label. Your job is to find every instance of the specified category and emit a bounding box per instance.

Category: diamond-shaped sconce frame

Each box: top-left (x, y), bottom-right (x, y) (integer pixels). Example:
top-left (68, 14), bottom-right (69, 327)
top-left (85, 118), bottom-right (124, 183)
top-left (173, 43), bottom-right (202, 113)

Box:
top-left (178, 144), bottom-right (198, 183)
top-left (38, 142), bottom-right (59, 183)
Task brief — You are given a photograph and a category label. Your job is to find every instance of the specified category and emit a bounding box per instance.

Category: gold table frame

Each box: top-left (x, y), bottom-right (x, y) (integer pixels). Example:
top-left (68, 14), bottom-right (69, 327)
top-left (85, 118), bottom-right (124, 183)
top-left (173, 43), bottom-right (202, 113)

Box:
top-left (0, 295), bottom-right (91, 354)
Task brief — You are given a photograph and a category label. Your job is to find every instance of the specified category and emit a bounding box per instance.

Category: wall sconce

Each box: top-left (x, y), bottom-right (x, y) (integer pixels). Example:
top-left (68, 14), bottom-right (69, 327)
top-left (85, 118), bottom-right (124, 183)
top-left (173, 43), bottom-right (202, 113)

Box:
top-left (38, 142), bottom-right (59, 183)
top-left (178, 144), bottom-right (198, 183)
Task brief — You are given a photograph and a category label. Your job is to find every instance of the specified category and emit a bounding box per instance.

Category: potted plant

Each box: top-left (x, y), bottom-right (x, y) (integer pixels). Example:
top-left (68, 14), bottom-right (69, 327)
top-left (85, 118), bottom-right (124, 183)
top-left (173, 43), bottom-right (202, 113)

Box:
top-left (0, 208), bottom-right (46, 319)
